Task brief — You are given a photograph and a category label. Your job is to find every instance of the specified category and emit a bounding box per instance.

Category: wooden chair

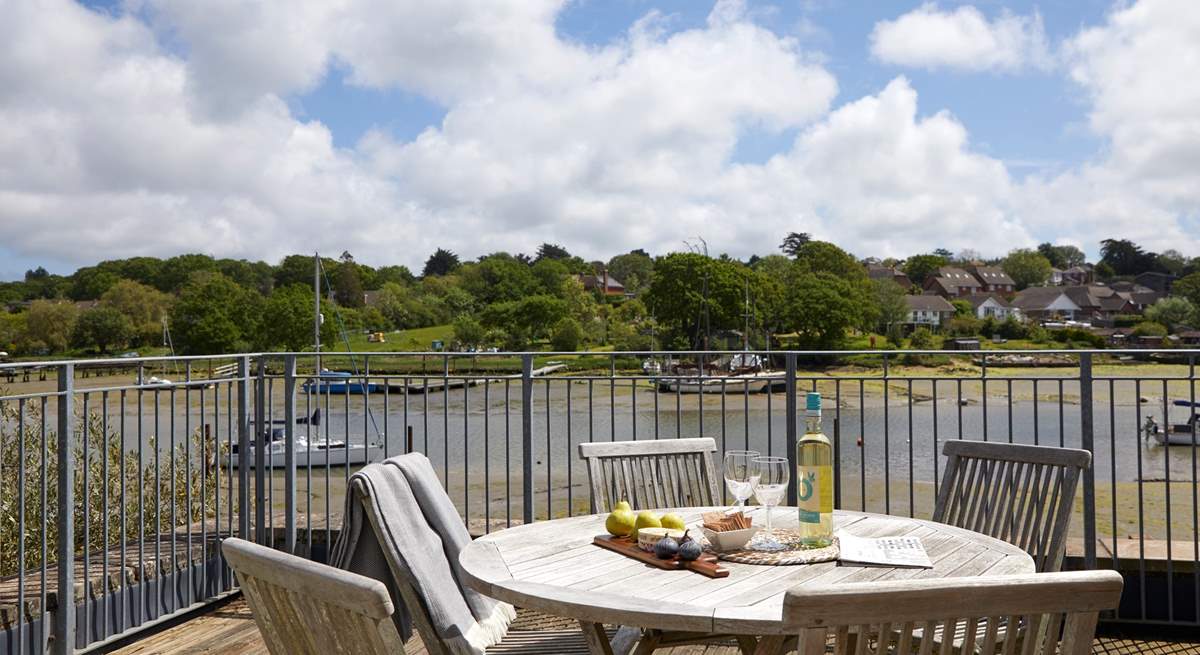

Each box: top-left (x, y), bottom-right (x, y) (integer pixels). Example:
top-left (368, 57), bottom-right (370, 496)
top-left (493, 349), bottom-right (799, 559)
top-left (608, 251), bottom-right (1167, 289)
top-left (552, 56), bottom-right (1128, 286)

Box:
top-left (222, 537), bottom-right (403, 654)
top-left (223, 538), bottom-right (607, 654)
top-left (777, 570), bottom-right (1123, 655)
top-left (579, 437), bottom-right (721, 513)
top-left (933, 440), bottom-right (1091, 572)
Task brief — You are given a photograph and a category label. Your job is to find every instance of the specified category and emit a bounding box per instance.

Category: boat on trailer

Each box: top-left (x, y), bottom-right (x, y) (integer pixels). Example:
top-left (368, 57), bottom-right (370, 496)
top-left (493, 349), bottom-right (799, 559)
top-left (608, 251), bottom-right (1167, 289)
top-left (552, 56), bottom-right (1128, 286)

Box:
top-left (1143, 400), bottom-right (1200, 446)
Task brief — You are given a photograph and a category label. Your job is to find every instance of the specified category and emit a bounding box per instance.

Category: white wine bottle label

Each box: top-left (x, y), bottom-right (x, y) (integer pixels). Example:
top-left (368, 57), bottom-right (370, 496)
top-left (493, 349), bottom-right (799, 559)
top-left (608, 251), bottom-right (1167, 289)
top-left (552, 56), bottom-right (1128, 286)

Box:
top-left (797, 464), bottom-right (833, 523)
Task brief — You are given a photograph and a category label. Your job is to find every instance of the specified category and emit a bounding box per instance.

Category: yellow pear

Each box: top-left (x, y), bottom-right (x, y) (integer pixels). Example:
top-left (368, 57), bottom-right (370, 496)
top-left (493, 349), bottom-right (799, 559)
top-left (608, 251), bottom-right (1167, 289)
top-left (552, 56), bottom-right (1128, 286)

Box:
top-left (614, 500), bottom-right (632, 512)
top-left (660, 512), bottom-right (686, 531)
top-left (605, 509), bottom-right (636, 537)
top-left (631, 511), bottom-right (661, 541)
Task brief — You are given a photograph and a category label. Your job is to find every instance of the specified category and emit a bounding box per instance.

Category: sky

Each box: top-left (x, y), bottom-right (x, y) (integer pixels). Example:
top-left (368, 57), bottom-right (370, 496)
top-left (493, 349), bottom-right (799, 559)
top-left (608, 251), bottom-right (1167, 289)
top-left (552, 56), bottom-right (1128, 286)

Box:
top-left (1, 0), bottom-right (1198, 280)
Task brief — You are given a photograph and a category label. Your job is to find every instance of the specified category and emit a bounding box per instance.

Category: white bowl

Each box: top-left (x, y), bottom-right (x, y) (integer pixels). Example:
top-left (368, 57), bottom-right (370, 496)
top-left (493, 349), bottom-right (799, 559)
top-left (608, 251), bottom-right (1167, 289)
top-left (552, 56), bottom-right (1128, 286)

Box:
top-left (700, 525), bottom-right (761, 552)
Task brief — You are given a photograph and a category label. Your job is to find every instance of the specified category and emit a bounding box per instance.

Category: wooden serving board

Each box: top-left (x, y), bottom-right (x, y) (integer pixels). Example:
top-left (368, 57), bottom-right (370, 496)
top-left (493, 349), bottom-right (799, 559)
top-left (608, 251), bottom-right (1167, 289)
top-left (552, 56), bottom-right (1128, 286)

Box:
top-left (592, 536), bottom-right (729, 578)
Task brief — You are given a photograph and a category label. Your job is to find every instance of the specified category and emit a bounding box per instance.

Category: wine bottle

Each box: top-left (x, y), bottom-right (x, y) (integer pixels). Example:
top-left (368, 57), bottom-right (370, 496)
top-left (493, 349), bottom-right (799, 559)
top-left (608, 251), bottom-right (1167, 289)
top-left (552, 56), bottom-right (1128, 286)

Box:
top-left (797, 392), bottom-right (833, 547)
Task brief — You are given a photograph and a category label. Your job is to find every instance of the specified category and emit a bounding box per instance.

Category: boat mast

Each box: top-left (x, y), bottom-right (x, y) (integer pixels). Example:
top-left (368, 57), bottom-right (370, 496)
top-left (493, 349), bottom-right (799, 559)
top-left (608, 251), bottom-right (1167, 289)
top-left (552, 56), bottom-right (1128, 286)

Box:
top-left (742, 279), bottom-right (751, 352)
top-left (314, 251), bottom-right (321, 373)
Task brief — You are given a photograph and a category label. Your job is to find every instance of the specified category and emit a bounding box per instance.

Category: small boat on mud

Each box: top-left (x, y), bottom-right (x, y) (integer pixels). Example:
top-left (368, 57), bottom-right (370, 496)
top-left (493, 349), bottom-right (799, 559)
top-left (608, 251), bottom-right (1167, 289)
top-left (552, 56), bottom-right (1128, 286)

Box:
top-left (1143, 400), bottom-right (1200, 446)
top-left (302, 370), bottom-right (388, 395)
top-left (227, 408), bottom-right (384, 467)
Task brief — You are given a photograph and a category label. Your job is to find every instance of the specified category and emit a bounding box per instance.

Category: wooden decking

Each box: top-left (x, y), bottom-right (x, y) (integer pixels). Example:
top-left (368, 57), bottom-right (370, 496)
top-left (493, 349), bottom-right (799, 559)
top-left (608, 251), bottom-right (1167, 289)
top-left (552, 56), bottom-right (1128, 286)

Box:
top-left (107, 596), bottom-right (1200, 655)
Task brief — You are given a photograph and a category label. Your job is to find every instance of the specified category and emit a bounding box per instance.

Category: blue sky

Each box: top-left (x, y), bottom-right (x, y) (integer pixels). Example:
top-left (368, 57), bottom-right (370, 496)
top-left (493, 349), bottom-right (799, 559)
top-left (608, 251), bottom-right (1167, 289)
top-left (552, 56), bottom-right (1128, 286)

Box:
top-left (4, 0), bottom-right (1197, 280)
top-left (287, 1), bottom-right (1109, 168)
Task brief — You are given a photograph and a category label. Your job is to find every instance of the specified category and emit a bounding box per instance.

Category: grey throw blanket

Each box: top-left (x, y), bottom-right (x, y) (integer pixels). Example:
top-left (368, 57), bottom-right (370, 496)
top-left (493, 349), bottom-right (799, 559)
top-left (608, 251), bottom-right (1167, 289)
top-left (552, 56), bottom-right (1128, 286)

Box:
top-left (330, 454), bottom-right (514, 654)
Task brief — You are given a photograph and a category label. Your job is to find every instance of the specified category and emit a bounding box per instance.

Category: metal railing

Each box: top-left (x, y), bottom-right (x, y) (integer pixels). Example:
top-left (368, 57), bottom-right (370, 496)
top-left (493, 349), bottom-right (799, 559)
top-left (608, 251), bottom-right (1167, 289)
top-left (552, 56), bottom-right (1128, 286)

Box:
top-left (1, 348), bottom-right (1199, 653)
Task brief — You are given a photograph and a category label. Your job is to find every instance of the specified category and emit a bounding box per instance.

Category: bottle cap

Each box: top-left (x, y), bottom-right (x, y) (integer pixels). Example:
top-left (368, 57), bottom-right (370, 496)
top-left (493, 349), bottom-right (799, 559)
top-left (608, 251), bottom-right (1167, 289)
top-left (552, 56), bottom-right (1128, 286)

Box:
top-left (806, 392), bottom-right (821, 415)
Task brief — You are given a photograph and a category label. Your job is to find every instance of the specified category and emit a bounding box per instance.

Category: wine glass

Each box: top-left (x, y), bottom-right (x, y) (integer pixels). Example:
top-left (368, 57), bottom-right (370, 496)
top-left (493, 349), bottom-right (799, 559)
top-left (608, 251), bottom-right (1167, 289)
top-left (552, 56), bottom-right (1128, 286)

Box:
top-left (753, 456), bottom-right (789, 530)
top-left (723, 450), bottom-right (760, 507)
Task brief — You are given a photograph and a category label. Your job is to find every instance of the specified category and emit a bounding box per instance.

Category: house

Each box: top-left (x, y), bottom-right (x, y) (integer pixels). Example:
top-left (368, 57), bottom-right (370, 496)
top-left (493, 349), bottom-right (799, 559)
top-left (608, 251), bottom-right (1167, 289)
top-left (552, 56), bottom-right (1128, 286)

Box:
top-left (962, 294), bottom-right (1020, 321)
top-left (966, 266), bottom-right (1016, 294)
top-left (1134, 271), bottom-right (1177, 295)
top-left (1060, 265), bottom-right (1093, 286)
top-left (1178, 330), bottom-right (1200, 346)
top-left (903, 295), bottom-right (956, 331)
top-left (1010, 286), bottom-right (1083, 321)
top-left (576, 273), bottom-right (629, 297)
top-left (923, 267), bottom-right (982, 298)
top-left (362, 289), bottom-right (383, 307)
top-left (866, 265), bottom-right (912, 289)
top-left (1049, 268), bottom-right (1064, 285)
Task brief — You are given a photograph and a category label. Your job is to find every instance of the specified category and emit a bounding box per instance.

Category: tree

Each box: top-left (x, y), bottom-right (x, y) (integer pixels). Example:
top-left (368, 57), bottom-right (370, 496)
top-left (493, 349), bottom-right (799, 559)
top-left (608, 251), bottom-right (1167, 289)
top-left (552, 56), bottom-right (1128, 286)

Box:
top-left (1157, 249), bottom-right (1188, 276)
top-left (155, 254), bottom-right (218, 292)
top-left (1132, 321), bottom-right (1168, 338)
top-left (873, 279), bottom-right (908, 344)
top-left (779, 232), bottom-right (811, 258)
top-left (1172, 272), bottom-right (1200, 308)
top-left (21, 300), bottom-right (79, 354)
top-left (459, 253), bottom-right (538, 305)
top-left (779, 272), bottom-right (863, 349)
top-left (333, 259), bottom-right (365, 308)
top-left (101, 279), bottom-right (172, 346)
top-left (480, 295), bottom-right (567, 348)
top-left (1037, 243), bottom-right (1086, 270)
top-left (644, 253), bottom-right (759, 348)
top-left (374, 265), bottom-right (414, 287)
top-left (0, 312), bottom-right (25, 354)
top-left (1001, 249), bottom-right (1053, 290)
top-left (791, 241), bottom-right (864, 280)
top-left (909, 327), bottom-right (935, 349)
top-left (549, 317), bottom-right (584, 351)
top-left (1144, 297), bottom-right (1196, 331)
top-left (72, 306), bottom-right (134, 353)
top-left (902, 254), bottom-right (948, 287)
top-left (606, 251), bottom-right (654, 294)
top-left (170, 272), bottom-right (261, 354)
top-left (932, 248), bottom-right (954, 260)
top-left (217, 258), bottom-right (275, 295)
top-left (951, 299), bottom-right (973, 317)
top-left (1100, 238), bottom-right (1158, 276)
top-left (260, 285), bottom-right (326, 351)
top-left (422, 248), bottom-right (461, 277)
top-left (452, 315), bottom-right (486, 349)
top-left (67, 266), bottom-right (120, 300)
top-left (535, 243), bottom-right (571, 262)
top-left (530, 258), bottom-right (570, 296)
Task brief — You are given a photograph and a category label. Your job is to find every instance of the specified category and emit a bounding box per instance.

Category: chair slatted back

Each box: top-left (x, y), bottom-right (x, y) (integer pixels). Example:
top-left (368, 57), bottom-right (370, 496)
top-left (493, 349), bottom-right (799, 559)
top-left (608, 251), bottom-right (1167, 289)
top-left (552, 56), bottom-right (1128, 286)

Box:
top-left (222, 538), bottom-right (403, 655)
top-left (784, 571), bottom-right (1123, 655)
top-left (933, 440), bottom-right (1090, 572)
top-left (578, 438), bottom-right (720, 512)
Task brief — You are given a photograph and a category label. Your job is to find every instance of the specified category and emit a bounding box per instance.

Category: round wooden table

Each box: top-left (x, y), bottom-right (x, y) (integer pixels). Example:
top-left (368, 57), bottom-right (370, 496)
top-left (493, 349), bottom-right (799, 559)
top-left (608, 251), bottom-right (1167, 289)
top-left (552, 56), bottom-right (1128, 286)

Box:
top-left (459, 507), bottom-right (1034, 653)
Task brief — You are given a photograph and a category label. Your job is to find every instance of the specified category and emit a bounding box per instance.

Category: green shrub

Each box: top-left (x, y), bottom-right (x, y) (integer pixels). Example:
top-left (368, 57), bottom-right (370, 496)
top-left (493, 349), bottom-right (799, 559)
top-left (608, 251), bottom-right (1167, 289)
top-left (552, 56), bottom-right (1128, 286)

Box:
top-left (0, 399), bottom-right (220, 577)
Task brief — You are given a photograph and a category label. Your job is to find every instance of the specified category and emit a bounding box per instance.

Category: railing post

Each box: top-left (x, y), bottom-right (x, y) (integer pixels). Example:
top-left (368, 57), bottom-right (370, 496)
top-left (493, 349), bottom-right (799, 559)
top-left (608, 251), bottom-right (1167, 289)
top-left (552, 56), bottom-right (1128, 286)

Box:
top-left (283, 355), bottom-right (297, 553)
top-left (237, 356), bottom-right (251, 540)
top-left (521, 354), bottom-right (534, 524)
top-left (785, 353), bottom-right (798, 506)
top-left (1078, 352), bottom-right (1098, 571)
top-left (254, 356), bottom-right (267, 544)
top-left (53, 363), bottom-right (75, 655)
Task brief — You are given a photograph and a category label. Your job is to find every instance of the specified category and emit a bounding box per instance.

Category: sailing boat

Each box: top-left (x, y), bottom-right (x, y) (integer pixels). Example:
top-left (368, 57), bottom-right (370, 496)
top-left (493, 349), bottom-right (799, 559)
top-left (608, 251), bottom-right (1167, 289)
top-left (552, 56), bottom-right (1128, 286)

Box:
top-left (658, 279), bottom-right (785, 394)
top-left (226, 253), bottom-right (386, 467)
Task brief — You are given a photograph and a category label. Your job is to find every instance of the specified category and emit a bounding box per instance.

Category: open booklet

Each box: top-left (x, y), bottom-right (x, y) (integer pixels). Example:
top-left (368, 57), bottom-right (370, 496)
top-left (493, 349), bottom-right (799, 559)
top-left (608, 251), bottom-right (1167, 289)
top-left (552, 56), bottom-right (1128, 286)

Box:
top-left (837, 533), bottom-right (933, 569)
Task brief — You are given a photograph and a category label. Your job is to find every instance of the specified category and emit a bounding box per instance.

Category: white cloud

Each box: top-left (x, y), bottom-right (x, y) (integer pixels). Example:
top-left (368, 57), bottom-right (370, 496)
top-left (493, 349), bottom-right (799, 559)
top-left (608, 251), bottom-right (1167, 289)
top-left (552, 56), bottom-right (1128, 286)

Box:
top-left (1015, 0), bottom-right (1200, 254)
top-left (870, 3), bottom-right (1051, 73)
top-left (3, 0), bottom-right (1196, 274)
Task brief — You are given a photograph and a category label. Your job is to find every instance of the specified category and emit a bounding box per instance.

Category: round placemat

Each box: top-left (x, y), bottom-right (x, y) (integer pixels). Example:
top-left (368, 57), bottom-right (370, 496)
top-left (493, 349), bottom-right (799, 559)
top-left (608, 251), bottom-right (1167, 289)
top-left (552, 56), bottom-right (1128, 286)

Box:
top-left (715, 530), bottom-right (839, 565)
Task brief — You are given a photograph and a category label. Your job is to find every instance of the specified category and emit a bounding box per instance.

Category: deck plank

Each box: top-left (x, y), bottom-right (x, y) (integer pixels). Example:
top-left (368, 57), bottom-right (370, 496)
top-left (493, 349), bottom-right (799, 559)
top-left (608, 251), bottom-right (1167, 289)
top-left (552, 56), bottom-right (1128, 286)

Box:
top-left (107, 597), bottom-right (1198, 655)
